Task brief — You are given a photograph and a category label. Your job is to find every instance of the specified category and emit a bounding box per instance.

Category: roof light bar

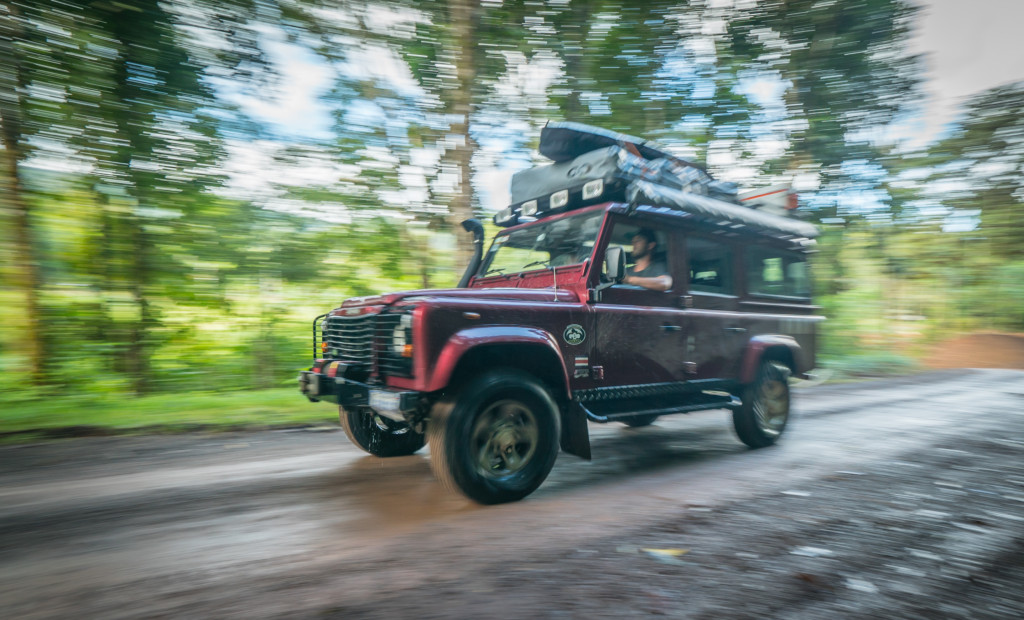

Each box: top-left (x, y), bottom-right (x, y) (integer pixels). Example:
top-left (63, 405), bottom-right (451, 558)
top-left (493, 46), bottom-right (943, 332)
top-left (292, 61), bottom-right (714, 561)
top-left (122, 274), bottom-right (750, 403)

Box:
top-left (550, 189), bottom-right (569, 209)
top-left (582, 179), bottom-right (603, 200)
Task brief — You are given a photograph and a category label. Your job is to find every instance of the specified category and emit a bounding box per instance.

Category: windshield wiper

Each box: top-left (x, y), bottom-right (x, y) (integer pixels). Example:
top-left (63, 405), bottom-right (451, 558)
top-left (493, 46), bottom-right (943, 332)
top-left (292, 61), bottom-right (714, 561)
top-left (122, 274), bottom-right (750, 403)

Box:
top-left (482, 267), bottom-right (506, 276)
top-left (522, 260), bottom-right (551, 270)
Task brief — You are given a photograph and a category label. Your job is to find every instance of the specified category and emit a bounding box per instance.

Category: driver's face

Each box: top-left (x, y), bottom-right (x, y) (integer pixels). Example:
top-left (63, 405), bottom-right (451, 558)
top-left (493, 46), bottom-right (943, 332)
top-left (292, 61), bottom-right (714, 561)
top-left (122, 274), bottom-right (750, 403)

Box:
top-left (631, 235), bottom-right (653, 260)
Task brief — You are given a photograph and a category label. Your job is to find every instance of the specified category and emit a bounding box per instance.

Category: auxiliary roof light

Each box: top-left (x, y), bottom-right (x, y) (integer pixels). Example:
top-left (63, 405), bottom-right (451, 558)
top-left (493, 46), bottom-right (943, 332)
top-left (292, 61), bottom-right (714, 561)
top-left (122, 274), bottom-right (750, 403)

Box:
top-left (550, 189), bottom-right (569, 209)
top-left (582, 179), bottom-right (603, 201)
top-left (521, 200), bottom-right (538, 217)
top-left (495, 206), bottom-right (516, 226)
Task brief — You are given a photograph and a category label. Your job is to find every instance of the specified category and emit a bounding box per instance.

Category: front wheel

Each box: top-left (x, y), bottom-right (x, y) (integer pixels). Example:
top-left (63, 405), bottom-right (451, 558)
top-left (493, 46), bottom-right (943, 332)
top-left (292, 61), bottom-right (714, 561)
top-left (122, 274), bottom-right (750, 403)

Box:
top-left (428, 369), bottom-right (560, 504)
top-left (732, 361), bottom-right (791, 448)
top-left (340, 406), bottom-right (426, 457)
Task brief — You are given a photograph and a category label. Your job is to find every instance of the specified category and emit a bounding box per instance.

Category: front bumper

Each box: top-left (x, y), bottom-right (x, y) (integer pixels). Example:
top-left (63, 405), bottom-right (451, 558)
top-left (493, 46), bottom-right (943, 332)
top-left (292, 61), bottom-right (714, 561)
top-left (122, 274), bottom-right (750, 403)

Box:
top-left (298, 368), bottom-right (420, 423)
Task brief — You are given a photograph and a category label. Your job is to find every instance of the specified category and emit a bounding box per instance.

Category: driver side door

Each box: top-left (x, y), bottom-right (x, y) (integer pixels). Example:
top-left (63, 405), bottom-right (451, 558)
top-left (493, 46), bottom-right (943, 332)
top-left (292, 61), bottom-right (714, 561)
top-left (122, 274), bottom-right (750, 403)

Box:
top-left (592, 217), bottom-right (689, 386)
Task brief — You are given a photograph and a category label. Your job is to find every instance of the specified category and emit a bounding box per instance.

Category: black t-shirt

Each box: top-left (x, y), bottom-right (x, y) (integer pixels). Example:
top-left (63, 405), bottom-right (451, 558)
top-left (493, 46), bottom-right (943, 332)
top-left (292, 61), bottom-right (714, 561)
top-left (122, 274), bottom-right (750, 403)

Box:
top-left (627, 260), bottom-right (668, 278)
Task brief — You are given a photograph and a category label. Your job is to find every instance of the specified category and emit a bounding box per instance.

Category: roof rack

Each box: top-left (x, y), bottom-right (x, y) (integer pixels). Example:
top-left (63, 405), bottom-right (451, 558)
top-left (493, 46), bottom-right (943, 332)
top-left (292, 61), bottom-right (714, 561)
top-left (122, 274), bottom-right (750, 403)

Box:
top-left (495, 122), bottom-right (818, 241)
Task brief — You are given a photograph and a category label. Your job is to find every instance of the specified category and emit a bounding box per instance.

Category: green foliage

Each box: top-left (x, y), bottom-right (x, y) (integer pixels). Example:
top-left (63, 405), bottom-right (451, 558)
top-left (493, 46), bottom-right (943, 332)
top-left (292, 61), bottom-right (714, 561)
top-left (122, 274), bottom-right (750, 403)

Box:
top-left (1, 0), bottom-right (1022, 435)
top-left (926, 83), bottom-right (1024, 259)
top-left (0, 388), bottom-right (336, 438)
top-left (820, 351), bottom-right (920, 380)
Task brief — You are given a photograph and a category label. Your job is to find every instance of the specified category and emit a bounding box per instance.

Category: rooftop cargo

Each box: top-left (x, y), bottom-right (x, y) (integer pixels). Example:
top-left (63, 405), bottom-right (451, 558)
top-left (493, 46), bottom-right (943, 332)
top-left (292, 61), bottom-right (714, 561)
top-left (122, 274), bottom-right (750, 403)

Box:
top-left (496, 122), bottom-right (818, 240)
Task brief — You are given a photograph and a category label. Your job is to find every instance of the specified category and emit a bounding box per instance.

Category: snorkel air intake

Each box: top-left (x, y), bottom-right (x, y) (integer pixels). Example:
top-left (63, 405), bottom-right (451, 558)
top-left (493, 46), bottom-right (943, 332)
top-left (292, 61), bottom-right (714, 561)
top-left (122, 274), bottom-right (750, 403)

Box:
top-left (457, 218), bottom-right (485, 288)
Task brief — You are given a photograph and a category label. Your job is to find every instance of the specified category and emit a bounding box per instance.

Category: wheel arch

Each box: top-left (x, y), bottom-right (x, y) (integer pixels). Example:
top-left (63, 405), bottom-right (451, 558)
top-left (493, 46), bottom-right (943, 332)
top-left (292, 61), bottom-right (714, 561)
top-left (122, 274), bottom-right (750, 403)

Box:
top-left (427, 327), bottom-right (571, 401)
top-left (427, 328), bottom-right (590, 461)
top-left (739, 335), bottom-right (800, 384)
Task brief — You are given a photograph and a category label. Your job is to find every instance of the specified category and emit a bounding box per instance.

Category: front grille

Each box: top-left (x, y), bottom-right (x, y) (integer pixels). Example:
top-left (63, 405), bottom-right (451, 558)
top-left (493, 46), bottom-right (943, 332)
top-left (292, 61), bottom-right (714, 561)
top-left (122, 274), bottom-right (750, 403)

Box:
top-left (323, 314), bottom-right (375, 364)
top-left (319, 311), bottom-right (414, 378)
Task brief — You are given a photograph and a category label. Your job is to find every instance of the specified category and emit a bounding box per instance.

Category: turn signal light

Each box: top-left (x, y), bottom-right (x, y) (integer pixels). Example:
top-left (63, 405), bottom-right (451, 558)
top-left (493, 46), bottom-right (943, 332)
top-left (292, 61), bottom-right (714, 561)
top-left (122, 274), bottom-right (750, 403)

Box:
top-left (321, 342), bottom-right (328, 352)
top-left (402, 344), bottom-right (414, 358)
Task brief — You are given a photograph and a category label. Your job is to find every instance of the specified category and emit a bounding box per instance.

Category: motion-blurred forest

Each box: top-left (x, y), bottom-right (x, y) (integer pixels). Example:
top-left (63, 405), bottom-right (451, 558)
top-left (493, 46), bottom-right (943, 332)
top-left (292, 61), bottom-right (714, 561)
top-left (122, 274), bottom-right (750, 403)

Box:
top-left (1, 0), bottom-right (1022, 414)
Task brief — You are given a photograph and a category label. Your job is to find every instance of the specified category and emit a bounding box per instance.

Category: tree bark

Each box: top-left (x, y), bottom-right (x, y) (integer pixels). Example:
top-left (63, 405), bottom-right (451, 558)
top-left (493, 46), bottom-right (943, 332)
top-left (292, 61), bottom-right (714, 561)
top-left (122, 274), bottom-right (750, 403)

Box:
top-left (109, 9), bottom-right (155, 396)
top-left (0, 3), bottom-right (45, 387)
top-left (446, 0), bottom-right (479, 279)
top-left (562, 0), bottom-right (592, 120)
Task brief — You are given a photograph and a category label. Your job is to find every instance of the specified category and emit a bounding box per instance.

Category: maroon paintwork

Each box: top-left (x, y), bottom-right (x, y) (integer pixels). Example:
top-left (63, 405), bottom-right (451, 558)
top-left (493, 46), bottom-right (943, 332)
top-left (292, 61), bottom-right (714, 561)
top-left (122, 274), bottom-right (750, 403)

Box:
top-left (324, 202), bottom-right (820, 401)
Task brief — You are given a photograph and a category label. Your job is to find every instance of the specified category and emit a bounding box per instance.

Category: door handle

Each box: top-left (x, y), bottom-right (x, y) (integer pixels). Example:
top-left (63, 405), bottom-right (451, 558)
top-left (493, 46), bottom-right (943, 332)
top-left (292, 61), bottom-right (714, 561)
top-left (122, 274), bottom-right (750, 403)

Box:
top-left (661, 324), bottom-right (682, 332)
top-left (724, 327), bottom-right (747, 333)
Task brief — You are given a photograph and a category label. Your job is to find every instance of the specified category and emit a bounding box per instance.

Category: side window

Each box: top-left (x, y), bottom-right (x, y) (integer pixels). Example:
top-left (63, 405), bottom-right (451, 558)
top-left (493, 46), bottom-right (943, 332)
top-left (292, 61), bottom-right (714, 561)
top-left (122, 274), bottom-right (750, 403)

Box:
top-left (746, 247), bottom-right (810, 298)
top-left (603, 221), bottom-right (672, 287)
top-left (687, 237), bottom-right (734, 294)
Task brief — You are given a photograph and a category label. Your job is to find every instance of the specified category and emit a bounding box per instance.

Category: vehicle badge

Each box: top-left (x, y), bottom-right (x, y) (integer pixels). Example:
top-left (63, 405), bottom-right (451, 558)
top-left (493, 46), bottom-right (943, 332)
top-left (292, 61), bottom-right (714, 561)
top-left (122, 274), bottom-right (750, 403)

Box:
top-left (563, 324), bottom-right (586, 346)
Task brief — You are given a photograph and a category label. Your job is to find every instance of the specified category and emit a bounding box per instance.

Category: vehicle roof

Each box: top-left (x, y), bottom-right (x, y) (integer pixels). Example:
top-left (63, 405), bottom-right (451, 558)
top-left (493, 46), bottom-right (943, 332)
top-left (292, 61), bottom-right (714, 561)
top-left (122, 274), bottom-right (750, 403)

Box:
top-left (498, 199), bottom-right (818, 249)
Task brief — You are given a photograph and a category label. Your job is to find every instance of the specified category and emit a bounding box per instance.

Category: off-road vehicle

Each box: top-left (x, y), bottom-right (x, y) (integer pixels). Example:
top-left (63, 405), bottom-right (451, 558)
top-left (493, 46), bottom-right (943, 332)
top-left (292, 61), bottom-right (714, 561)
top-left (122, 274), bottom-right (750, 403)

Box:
top-left (299, 122), bottom-right (822, 504)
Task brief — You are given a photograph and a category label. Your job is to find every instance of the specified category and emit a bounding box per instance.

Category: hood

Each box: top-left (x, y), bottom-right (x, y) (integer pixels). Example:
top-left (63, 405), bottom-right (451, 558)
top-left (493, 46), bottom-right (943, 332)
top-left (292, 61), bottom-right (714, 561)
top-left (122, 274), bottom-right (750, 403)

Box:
top-left (340, 287), bottom-right (580, 308)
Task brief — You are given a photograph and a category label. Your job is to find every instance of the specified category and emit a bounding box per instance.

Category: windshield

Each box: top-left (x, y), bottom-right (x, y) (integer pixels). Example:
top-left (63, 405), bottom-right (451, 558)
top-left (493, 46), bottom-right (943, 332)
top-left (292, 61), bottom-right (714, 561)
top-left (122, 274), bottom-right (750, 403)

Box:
top-left (479, 210), bottom-right (605, 277)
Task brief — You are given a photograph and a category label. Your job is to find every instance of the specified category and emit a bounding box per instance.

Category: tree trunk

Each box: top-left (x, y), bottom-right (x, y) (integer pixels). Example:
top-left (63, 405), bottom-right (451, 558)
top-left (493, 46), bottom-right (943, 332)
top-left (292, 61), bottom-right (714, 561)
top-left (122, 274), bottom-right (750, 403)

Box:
top-left (562, 0), bottom-right (592, 120)
top-left (126, 213), bottom-right (152, 395)
top-left (0, 137), bottom-right (45, 387)
top-left (446, 0), bottom-right (479, 280)
top-left (0, 3), bottom-right (45, 387)
top-left (107, 5), bottom-right (157, 396)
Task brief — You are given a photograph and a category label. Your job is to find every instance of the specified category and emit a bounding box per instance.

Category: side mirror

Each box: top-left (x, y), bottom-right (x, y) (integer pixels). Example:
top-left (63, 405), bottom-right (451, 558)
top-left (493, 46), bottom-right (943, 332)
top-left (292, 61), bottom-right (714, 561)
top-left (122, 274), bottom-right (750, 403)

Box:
top-left (605, 246), bottom-right (625, 282)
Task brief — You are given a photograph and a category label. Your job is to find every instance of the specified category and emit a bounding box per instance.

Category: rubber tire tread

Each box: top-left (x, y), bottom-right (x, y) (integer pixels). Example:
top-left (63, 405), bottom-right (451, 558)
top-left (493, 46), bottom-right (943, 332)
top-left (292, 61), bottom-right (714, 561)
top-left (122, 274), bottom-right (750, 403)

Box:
top-left (427, 368), bottom-right (560, 504)
top-left (733, 361), bottom-right (791, 449)
top-left (340, 406), bottom-right (425, 457)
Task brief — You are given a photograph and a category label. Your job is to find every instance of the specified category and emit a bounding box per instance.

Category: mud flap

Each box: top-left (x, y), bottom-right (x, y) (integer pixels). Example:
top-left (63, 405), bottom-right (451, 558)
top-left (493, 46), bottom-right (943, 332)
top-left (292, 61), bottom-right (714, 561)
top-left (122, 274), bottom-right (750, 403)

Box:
top-left (560, 402), bottom-right (592, 460)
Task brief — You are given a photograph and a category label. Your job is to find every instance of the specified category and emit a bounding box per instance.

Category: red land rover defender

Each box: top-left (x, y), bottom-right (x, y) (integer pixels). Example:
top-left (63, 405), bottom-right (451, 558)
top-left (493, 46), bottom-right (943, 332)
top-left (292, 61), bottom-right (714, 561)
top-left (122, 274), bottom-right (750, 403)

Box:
top-left (298, 123), bottom-right (822, 504)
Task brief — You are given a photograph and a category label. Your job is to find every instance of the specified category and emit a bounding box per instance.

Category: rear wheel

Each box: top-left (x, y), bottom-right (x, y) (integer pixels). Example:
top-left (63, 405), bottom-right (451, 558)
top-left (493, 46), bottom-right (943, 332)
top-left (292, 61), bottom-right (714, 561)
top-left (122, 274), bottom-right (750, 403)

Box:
top-left (733, 361), bottom-right (791, 448)
top-left (428, 369), bottom-right (560, 504)
top-left (340, 406), bottom-right (425, 457)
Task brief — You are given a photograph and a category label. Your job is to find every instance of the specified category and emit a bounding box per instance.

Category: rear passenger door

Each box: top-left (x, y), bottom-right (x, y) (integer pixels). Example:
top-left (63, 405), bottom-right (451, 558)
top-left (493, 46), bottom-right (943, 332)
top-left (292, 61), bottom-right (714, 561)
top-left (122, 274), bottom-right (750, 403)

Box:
top-left (684, 235), bottom-right (746, 380)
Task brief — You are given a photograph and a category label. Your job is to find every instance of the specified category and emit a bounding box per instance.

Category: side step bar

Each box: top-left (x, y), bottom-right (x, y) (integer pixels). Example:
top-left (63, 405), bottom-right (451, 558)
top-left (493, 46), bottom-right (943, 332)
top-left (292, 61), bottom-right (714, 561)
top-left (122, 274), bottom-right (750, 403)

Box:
top-left (579, 395), bottom-right (741, 423)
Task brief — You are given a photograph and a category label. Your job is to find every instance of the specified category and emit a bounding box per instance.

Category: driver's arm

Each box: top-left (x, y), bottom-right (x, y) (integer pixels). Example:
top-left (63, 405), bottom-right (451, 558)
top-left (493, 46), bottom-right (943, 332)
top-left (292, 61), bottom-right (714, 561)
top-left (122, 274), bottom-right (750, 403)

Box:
top-left (623, 274), bottom-right (673, 291)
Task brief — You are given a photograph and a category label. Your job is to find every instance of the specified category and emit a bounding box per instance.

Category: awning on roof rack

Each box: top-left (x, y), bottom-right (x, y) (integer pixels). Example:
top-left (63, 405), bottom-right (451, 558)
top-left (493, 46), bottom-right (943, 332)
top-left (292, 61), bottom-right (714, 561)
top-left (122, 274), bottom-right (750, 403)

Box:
top-left (626, 180), bottom-right (819, 239)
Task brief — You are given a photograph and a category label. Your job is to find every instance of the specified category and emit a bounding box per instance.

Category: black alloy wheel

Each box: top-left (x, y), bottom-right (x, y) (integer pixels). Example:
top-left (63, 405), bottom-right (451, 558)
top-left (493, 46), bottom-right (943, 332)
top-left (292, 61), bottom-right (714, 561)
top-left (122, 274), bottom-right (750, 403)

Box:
top-left (732, 360), bottom-right (791, 449)
top-left (428, 369), bottom-right (560, 504)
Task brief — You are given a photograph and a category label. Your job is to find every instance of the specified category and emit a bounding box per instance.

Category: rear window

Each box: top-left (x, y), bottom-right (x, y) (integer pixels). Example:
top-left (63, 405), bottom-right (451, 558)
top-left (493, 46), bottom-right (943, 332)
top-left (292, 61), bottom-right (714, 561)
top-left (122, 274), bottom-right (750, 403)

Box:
top-left (687, 237), bottom-right (734, 294)
top-left (746, 247), bottom-right (810, 298)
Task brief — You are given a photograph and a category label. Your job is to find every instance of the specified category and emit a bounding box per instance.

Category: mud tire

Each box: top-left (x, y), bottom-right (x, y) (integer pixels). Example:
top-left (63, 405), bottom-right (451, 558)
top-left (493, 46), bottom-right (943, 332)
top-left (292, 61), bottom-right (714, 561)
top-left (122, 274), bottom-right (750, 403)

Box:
top-left (340, 406), bottom-right (425, 457)
top-left (427, 369), bottom-right (560, 504)
top-left (733, 361), bottom-right (791, 449)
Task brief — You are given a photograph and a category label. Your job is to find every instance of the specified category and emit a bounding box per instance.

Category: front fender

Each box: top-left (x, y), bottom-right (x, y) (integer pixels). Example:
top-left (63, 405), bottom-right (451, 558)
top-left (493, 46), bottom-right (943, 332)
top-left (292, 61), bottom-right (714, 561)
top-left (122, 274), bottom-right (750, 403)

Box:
top-left (739, 335), bottom-right (803, 383)
top-left (425, 326), bottom-right (571, 397)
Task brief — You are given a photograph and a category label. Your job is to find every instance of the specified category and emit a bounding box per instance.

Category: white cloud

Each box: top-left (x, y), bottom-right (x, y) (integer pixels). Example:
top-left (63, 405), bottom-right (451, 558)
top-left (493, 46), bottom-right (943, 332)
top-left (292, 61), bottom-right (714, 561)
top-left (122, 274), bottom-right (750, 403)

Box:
top-left (909, 0), bottom-right (1024, 145)
top-left (212, 26), bottom-right (335, 141)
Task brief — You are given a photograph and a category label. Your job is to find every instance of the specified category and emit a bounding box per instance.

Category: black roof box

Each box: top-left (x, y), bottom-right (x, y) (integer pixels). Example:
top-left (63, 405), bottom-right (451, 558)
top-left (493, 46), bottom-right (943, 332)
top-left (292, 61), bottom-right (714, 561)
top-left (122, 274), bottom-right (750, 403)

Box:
top-left (539, 121), bottom-right (704, 172)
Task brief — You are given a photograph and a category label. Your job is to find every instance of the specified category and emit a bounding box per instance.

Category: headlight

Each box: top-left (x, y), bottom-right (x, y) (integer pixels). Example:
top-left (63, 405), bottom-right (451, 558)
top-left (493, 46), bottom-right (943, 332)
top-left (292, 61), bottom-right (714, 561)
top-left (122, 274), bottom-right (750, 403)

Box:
top-left (392, 313), bottom-right (413, 355)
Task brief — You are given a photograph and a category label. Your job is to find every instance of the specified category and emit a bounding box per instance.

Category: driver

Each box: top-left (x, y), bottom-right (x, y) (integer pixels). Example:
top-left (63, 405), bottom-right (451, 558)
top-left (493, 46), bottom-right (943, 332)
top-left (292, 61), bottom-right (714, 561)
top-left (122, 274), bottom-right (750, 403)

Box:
top-left (623, 228), bottom-right (672, 291)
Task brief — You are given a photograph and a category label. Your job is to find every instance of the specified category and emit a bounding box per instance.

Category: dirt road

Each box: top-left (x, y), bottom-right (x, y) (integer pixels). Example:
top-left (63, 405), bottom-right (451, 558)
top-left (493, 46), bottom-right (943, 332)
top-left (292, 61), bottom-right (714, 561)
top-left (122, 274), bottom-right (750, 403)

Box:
top-left (2, 369), bottom-right (1023, 619)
